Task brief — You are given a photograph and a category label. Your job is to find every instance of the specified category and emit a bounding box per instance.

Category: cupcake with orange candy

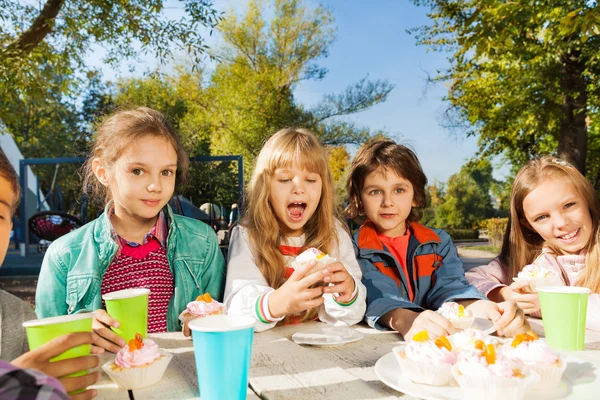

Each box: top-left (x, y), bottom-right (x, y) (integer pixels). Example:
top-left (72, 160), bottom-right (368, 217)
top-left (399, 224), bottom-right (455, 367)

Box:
top-left (451, 339), bottom-right (538, 400)
top-left (437, 302), bottom-right (474, 330)
top-left (393, 331), bottom-right (456, 386)
top-left (502, 330), bottom-right (566, 389)
top-left (178, 293), bottom-right (223, 325)
top-left (102, 334), bottom-right (172, 389)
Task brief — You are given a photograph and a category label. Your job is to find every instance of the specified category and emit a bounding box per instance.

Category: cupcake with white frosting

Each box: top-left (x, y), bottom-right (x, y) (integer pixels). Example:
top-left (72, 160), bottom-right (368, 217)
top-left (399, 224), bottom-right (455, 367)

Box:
top-left (502, 330), bottom-right (565, 389)
top-left (437, 302), bottom-right (474, 330)
top-left (103, 333), bottom-right (172, 389)
top-left (292, 247), bottom-right (336, 275)
top-left (513, 264), bottom-right (556, 292)
top-left (393, 331), bottom-right (456, 386)
top-left (451, 339), bottom-right (538, 400)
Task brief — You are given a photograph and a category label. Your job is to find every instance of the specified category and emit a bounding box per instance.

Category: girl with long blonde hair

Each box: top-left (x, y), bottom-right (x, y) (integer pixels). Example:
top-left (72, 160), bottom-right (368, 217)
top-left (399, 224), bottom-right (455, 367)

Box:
top-left (467, 156), bottom-right (600, 330)
top-left (224, 128), bottom-right (366, 331)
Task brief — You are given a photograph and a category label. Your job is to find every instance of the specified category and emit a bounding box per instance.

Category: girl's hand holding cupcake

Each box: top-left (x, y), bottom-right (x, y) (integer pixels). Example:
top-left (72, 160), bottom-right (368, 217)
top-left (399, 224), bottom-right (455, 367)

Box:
top-left (495, 280), bottom-right (540, 314)
top-left (322, 261), bottom-right (356, 303)
top-left (92, 309), bottom-right (127, 353)
top-left (268, 260), bottom-right (327, 318)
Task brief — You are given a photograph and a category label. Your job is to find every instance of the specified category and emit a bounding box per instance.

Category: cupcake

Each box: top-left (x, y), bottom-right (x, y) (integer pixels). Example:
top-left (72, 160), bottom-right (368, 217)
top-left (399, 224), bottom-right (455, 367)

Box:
top-left (451, 340), bottom-right (538, 400)
top-left (178, 293), bottom-right (223, 325)
top-left (503, 330), bottom-right (566, 390)
top-left (292, 248), bottom-right (336, 275)
top-left (513, 264), bottom-right (556, 292)
top-left (393, 331), bottom-right (456, 386)
top-left (437, 302), bottom-right (474, 330)
top-left (448, 328), bottom-right (500, 352)
top-left (103, 334), bottom-right (172, 390)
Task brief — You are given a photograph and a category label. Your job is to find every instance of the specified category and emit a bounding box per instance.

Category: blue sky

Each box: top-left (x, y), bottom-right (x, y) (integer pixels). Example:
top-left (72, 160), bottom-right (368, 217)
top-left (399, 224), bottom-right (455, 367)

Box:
top-left (91, 0), bottom-right (506, 184)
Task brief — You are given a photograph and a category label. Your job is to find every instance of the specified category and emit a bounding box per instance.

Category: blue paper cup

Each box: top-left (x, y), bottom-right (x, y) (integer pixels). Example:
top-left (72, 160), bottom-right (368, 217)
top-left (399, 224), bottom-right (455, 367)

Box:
top-left (189, 315), bottom-right (255, 400)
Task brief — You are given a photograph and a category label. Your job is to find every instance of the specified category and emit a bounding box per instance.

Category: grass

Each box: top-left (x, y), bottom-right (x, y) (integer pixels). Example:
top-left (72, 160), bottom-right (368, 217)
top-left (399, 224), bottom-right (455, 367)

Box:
top-left (460, 245), bottom-right (500, 254)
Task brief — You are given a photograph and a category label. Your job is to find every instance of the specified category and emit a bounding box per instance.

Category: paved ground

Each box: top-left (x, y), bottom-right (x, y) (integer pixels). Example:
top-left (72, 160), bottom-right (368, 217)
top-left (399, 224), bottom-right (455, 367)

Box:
top-left (0, 240), bottom-right (497, 309)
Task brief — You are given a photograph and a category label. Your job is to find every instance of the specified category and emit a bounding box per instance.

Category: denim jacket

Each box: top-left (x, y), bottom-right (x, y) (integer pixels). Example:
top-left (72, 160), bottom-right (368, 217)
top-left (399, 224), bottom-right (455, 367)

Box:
top-left (354, 222), bottom-right (485, 330)
top-left (35, 204), bottom-right (226, 331)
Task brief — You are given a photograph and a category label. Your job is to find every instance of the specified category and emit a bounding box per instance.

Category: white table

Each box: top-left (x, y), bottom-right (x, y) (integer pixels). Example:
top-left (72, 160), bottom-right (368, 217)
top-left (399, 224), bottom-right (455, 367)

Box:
top-left (93, 319), bottom-right (600, 399)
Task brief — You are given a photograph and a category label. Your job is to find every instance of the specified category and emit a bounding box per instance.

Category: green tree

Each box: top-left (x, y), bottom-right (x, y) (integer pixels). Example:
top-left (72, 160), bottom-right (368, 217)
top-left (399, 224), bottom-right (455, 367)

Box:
top-left (205, 0), bottom-right (393, 171)
top-left (411, 0), bottom-right (600, 179)
top-left (435, 162), bottom-right (496, 229)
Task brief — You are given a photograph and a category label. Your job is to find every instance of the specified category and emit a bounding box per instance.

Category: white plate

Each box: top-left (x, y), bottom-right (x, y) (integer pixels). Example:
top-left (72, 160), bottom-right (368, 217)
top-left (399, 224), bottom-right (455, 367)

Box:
top-left (375, 352), bottom-right (577, 400)
top-left (291, 327), bottom-right (364, 346)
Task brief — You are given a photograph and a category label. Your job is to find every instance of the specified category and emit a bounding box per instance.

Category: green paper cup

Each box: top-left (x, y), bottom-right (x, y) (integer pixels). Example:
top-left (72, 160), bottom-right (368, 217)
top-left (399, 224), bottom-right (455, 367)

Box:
top-left (23, 313), bottom-right (93, 385)
top-left (102, 288), bottom-right (150, 342)
top-left (538, 286), bottom-right (590, 351)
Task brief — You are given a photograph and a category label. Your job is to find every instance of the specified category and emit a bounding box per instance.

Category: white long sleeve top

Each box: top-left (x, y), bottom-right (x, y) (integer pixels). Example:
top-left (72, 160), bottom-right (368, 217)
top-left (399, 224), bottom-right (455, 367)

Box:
top-left (224, 223), bottom-right (367, 332)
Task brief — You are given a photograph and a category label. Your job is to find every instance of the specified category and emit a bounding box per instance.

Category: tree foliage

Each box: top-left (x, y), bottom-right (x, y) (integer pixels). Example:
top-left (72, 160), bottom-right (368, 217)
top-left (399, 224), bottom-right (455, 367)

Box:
top-left (411, 0), bottom-right (600, 182)
top-left (425, 160), bottom-right (497, 229)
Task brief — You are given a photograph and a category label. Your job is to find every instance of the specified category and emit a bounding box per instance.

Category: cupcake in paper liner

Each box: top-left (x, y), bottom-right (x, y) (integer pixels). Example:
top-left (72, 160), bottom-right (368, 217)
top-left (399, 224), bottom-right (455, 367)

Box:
top-left (291, 248), bottom-right (336, 275)
top-left (448, 328), bottom-right (501, 352)
top-left (503, 330), bottom-right (566, 390)
top-left (451, 341), bottom-right (538, 400)
top-left (437, 302), bottom-right (474, 330)
top-left (513, 264), bottom-right (557, 292)
top-left (393, 331), bottom-right (456, 386)
top-left (178, 292), bottom-right (223, 325)
top-left (103, 334), bottom-right (173, 390)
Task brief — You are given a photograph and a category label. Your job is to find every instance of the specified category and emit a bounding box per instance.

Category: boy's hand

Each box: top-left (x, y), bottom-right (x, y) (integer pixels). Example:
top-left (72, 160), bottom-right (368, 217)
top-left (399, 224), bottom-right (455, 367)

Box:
top-left (12, 332), bottom-right (101, 398)
top-left (268, 260), bottom-right (326, 318)
top-left (322, 262), bottom-right (356, 303)
top-left (499, 281), bottom-right (540, 314)
top-left (92, 309), bottom-right (127, 353)
top-left (467, 299), bottom-right (529, 337)
top-left (403, 310), bottom-right (456, 340)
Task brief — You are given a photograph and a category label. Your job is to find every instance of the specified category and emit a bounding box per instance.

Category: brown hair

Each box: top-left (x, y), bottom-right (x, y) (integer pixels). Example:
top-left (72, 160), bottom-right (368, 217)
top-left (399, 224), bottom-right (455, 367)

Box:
top-left (502, 156), bottom-right (600, 293)
top-left (0, 149), bottom-right (20, 215)
top-left (243, 128), bottom-right (339, 323)
top-left (345, 138), bottom-right (428, 222)
top-left (82, 107), bottom-right (189, 206)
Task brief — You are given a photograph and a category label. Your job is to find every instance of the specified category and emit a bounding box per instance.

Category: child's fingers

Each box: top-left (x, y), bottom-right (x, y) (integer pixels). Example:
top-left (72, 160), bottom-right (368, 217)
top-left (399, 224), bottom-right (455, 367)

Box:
top-left (323, 270), bottom-right (350, 284)
top-left (299, 267), bottom-right (326, 288)
top-left (510, 280), bottom-right (532, 292)
top-left (70, 388), bottom-right (98, 400)
top-left (60, 371), bottom-right (100, 396)
top-left (302, 286), bottom-right (325, 300)
top-left (324, 261), bottom-right (346, 273)
top-left (35, 332), bottom-right (97, 361)
top-left (93, 327), bottom-right (126, 352)
top-left (494, 301), bottom-right (525, 334)
top-left (93, 309), bottom-right (120, 328)
top-left (53, 355), bottom-right (100, 379)
top-left (289, 260), bottom-right (317, 281)
top-left (302, 295), bottom-right (325, 310)
top-left (512, 291), bottom-right (538, 303)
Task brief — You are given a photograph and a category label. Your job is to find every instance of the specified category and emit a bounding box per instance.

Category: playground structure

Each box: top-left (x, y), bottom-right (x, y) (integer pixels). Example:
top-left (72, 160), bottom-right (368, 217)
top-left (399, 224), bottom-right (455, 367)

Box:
top-left (18, 155), bottom-right (244, 257)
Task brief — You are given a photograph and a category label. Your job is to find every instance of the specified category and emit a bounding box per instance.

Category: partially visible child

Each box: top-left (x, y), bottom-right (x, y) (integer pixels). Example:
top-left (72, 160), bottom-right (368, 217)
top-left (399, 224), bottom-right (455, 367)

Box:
top-left (346, 139), bottom-right (528, 340)
top-left (1, 149), bottom-right (100, 399)
top-left (467, 156), bottom-right (600, 331)
top-left (224, 128), bottom-right (366, 331)
top-left (36, 108), bottom-right (226, 352)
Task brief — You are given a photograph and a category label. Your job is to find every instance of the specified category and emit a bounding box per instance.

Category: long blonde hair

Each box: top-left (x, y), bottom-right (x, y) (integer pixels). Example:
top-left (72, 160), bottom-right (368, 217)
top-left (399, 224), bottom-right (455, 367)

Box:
top-left (244, 128), bottom-right (339, 322)
top-left (502, 156), bottom-right (600, 292)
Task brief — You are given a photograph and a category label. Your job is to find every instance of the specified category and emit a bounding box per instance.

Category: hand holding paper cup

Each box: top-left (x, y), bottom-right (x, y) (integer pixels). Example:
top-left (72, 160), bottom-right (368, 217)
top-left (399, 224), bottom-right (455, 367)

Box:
top-left (22, 313), bottom-right (95, 394)
top-left (102, 288), bottom-right (150, 342)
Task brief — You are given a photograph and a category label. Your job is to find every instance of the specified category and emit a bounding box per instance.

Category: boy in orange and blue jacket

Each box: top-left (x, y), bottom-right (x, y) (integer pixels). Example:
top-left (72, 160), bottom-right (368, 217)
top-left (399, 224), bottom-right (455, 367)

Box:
top-left (345, 139), bottom-right (529, 340)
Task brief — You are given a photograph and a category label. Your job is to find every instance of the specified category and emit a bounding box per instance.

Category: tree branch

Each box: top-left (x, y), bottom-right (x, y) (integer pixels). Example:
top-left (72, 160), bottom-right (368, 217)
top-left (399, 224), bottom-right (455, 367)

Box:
top-left (4, 0), bottom-right (65, 55)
